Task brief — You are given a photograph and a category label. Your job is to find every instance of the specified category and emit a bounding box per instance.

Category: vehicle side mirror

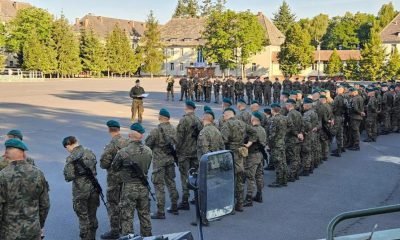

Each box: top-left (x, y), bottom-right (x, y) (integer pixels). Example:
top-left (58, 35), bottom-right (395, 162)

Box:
top-left (198, 150), bottom-right (235, 221)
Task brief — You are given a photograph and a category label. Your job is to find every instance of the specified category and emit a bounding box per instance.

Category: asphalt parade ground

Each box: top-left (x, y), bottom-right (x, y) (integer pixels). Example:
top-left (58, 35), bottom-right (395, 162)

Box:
top-left (0, 78), bottom-right (399, 240)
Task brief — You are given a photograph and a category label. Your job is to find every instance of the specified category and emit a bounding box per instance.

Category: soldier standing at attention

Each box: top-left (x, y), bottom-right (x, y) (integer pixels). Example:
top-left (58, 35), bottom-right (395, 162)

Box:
top-left (63, 136), bottom-right (99, 240)
top-left (331, 85), bottom-right (346, 157)
top-left (179, 75), bottom-right (188, 101)
top-left (237, 99), bottom-right (252, 125)
top-left (272, 78), bottom-right (282, 103)
top-left (221, 107), bottom-right (257, 212)
top-left (112, 123), bottom-right (152, 237)
top-left (176, 100), bottom-right (203, 210)
top-left (245, 79), bottom-right (254, 105)
top-left (188, 77), bottom-right (195, 101)
top-left (282, 77), bottom-right (292, 92)
top-left (213, 77), bottom-right (222, 104)
top-left (197, 110), bottom-right (224, 159)
top-left (129, 79), bottom-right (145, 123)
top-left (243, 112), bottom-right (267, 207)
top-left (364, 87), bottom-right (379, 142)
top-left (318, 95), bottom-right (334, 161)
top-left (166, 75), bottom-right (175, 101)
top-left (392, 84), bottom-right (400, 133)
top-left (253, 77), bottom-right (263, 104)
top-left (348, 88), bottom-right (365, 151)
top-left (0, 139), bottom-right (50, 240)
top-left (204, 78), bottom-right (213, 103)
top-left (268, 103), bottom-right (289, 188)
top-left (234, 77), bottom-right (245, 104)
top-left (301, 98), bottom-right (319, 175)
top-left (226, 77), bottom-right (235, 101)
top-left (217, 98), bottom-right (233, 129)
top-left (381, 85), bottom-right (394, 134)
top-left (145, 109), bottom-right (179, 219)
top-left (100, 120), bottom-right (129, 240)
top-left (292, 78), bottom-right (301, 91)
top-left (263, 77), bottom-right (273, 106)
top-left (0, 129), bottom-right (35, 170)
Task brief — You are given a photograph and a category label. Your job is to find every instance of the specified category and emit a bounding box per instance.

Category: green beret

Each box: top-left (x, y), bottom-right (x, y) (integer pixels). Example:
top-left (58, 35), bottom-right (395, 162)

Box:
top-left (282, 91), bottom-right (290, 97)
top-left (389, 85), bottom-right (395, 90)
top-left (381, 83), bottom-right (388, 87)
top-left (252, 111), bottom-right (263, 121)
top-left (320, 95), bottom-right (327, 99)
top-left (224, 107), bottom-right (236, 115)
top-left (374, 87), bottom-right (380, 91)
top-left (337, 84), bottom-right (344, 89)
top-left (159, 108), bottom-right (170, 118)
top-left (264, 107), bottom-right (271, 113)
top-left (204, 110), bottom-right (215, 119)
top-left (238, 99), bottom-right (246, 104)
top-left (5, 138), bottom-right (28, 151)
top-left (203, 105), bottom-right (212, 112)
top-left (7, 129), bottom-right (23, 140)
top-left (290, 90), bottom-right (297, 95)
top-left (312, 89), bottom-right (320, 94)
top-left (106, 120), bottom-right (120, 128)
top-left (303, 98), bottom-right (313, 104)
top-left (185, 100), bottom-right (196, 109)
top-left (251, 100), bottom-right (259, 105)
top-left (223, 98), bottom-right (233, 106)
top-left (286, 99), bottom-right (296, 105)
top-left (366, 88), bottom-right (374, 92)
top-left (271, 103), bottom-right (281, 108)
top-left (130, 123), bottom-right (145, 134)
top-left (349, 87), bottom-right (357, 92)
top-left (296, 90), bottom-right (302, 94)
top-left (135, 79), bottom-right (140, 83)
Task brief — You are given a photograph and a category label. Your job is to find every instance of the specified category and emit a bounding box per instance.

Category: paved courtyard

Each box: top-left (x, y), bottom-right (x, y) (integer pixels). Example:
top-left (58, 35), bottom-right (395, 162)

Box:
top-left (0, 78), bottom-right (399, 240)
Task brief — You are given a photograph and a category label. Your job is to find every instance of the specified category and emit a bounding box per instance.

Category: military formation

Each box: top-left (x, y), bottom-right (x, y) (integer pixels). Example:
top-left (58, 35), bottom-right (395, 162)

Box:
top-left (1, 77), bottom-right (400, 240)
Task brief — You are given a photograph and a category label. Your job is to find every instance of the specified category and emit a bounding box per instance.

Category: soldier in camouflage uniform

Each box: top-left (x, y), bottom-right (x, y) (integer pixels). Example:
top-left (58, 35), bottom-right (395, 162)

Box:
top-left (100, 120), bottom-right (130, 240)
top-left (237, 99), bottom-right (252, 125)
top-left (318, 95), bottom-right (334, 161)
top-left (244, 112), bottom-right (267, 207)
top-left (263, 77), bottom-right (272, 106)
top-left (268, 103), bottom-right (289, 187)
top-left (331, 85), bottom-right (347, 157)
top-left (364, 88), bottom-right (379, 142)
top-left (179, 75), bottom-right (188, 101)
top-left (392, 85), bottom-right (400, 133)
top-left (217, 98), bottom-right (233, 130)
top-left (130, 79), bottom-right (145, 123)
top-left (348, 88), bottom-right (365, 151)
top-left (311, 90), bottom-right (323, 167)
top-left (301, 98), bottom-right (319, 175)
top-left (221, 108), bottom-right (257, 211)
top-left (381, 85), bottom-right (394, 134)
top-left (197, 111), bottom-right (225, 160)
top-left (188, 78), bottom-right (194, 101)
top-left (245, 79), bottom-right (254, 105)
top-left (0, 129), bottom-right (35, 171)
top-left (63, 136), bottom-right (99, 240)
top-left (0, 139), bottom-right (50, 240)
top-left (292, 78), bottom-right (301, 91)
top-left (176, 100), bottom-right (203, 210)
top-left (234, 78), bottom-right (245, 104)
top-left (253, 77), bottom-right (263, 104)
top-left (145, 109), bottom-right (179, 219)
top-left (213, 77), bottom-right (222, 104)
top-left (282, 77), bottom-right (292, 92)
top-left (112, 123), bottom-right (152, 237)
top-left (226, 77), bottom-right (235, 101)
top-left (204, 78), bottom-right (213, 103)
top-left (272, 78), bottom-right (282, 103)
top-left (166, 75), bottom-right (175, 101)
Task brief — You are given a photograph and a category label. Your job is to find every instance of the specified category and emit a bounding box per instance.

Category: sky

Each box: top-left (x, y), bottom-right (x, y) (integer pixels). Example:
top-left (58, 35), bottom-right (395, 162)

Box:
top-left (20, 0), bottom-right (400, 24)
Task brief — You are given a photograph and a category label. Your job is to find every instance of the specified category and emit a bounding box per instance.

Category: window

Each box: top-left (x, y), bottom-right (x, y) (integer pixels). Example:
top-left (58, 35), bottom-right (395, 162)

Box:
top-left (181, 48), bottom-right (184, 56)
top-left (252, 63), bottom-right (257, 72)
top-left (9, 61), bottom-right (14, 67)
top-left (171, 48), bottom-right (175, 56)
top-left (197, 48), bottom-right (204, 63)
top-left (180, 63), bottom-right (184, 71)
top-left (392, 44), bottom-right (397, 54)
top-left (170, 63), bottom-right (174, 71)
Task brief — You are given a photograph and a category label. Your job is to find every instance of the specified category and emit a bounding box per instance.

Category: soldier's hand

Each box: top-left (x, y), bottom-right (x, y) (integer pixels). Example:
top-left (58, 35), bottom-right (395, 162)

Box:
top-left (297, 133), bottom-right (304, 142)
top-left (361, 112), bottom-right (366, 117)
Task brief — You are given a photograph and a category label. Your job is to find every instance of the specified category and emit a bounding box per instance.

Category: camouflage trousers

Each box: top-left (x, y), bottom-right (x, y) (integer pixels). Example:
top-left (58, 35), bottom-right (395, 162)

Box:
top-left (131, 99), bottom-right (144, 123)
top-left (301, 134), bottom-right (313, 171)
top-left (232, 150), bottom-right (245, 205)
top-left (273, 92), bottom-right (280, 103)
top-left (365, 115), bottom-right (378, 140)
top-left (152, 164), bottom-right (179, 213)
top-left (106, 174), bottom-right (122, 233)
top-left (178, 156), bottom-right (198, 201)
top-left (166, 89), bottom-right (174, 100)
top-left (246, 91), bottom-right (253, 105)
top-left (312, 132), bottom-right (322, 167)
top-left (286, 140), bottom-right (301, 177)
top-left (349, 119), bottom-right (362, 146)
top-left (392, 110), bottom-right (400, 131)
top-left (73, 191), bottom-right (99, 240)
top-left (320, 132), bottom-right (330, 160)
top-left (120, 182), bottom-right (152, 237)
top-left (214, 91), bottom-right (220, 103)
top-left (254, 91), bottom-right (263, 104)
top-left (263, 89), bottom-right (271, 105)
top-left (383, 109), bottom-right (392, 132)
top-left (334, 116), bottom-right (344, 150)
top-left (245, 152), bottom-right (264, 196)
top-left (180, 87), bottom-right (188, 101)
top-left (271, 147), bottom-right (288, 184)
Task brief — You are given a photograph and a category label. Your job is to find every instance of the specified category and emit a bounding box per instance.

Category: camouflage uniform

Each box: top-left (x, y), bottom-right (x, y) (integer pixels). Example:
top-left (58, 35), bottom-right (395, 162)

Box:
top-left (64, 145), bottom-right (99, 240)
top-left (234, 80), bottom-right (245, 104)
top-left (197, 124), bottom-right (225, 160)
top-left (268, 113), bottom-right (288, 185)
top-left (166, 77), bottom-right (175, 101)
top-left (282, 79), bottom-right (292, 92)
top-left (188, 78), bottom-right (194, 101)
top-left (130, 86), bottom-right (145, 123)
top-left (263, 79), bottom-right (272, 105)
top-left (179, 77), bottom-right (188, 101)
top-left (272, 81), bottom-right (282, 103)
top-left (0, 156), bottom-right (35, 171)
top-left (292, 80), bottom-right (301, 91)
top-left (111, 141), bottom-right (153, 237)
top-left (226, 79), bottom-right (235, 100)
top-left (312, 101), bottom-right (323, 166)
top-left (213, 79), bottom-right (222, 103)
top-left (365, 95), bottom-right (378, 141)
top-left (349, 95), bottom-right (365, 148)
top-left (332, 94), bottom-right (346, 152)
top-left (392, 91), bottom-right (400, 132)
top-left (0, 160), bottom-right (50, 240)
top-left (238, 109), bottom-right (252, 125)
top-left (245, 81), bottom-right (254, 105)
top-left (302, 108), bottom-right (319, 172)
top-left (176, 112), bottom-right (203, 202)
top-left (382, 91), bottom-right (394, 133)
top-left (253, 79), bottom-right (263, 104)
top-left (319, 102), bottom-right (334, 160)
top-left (145, 122), bottom-right (179, 214)
top-left (286, 109), bottom-right (303, 179)
top-left (204, 79), bottom-right (213, 103)
top-left (100, 135), bottom-right (129, 234)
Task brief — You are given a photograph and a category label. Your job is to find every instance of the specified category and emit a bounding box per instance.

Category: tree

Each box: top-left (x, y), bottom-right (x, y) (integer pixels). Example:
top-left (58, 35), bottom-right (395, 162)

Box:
top-left (173, 0), bottom-right (199, 17)
top-left (0, 24), bottom-right (6, 70)
top-left (80, 28), bottom-right (106, 76)
top-left (343, 59), bottom-right (360, 80)
top-left (201, 0), bottom-right (226, 16)
top-left (141, 11), bottom-right (164, 77)
top-left (360, 24), bottom-right (386, 81)
top-left (325, 49), bottom-right (342, 76)
top-left (377, 2), bottom-right (397, 30)
top-left (385, 48), bottom-right (400, 80)
top-left (52, 15), bottom-right (81, 77)
top-left (309, 14), bottom-right (329, 47)
top-left (173, 0), bottom-right (187, 17)
top-left (272, 1), bottom-right (296, 34)
top-left (278, 23), bottom-right (314, 77)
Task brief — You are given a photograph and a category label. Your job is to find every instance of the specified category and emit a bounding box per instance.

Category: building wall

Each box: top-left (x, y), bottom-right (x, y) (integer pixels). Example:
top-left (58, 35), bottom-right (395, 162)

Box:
top-left (383, 43), bottom-right (399, 59)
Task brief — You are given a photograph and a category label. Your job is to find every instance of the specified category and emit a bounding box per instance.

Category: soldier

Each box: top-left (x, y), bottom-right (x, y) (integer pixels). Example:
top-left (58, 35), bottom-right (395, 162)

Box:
top-left (234, 78), bottom-right (245, 104)
top-left (166, 75), bottom-right (175, 101)
top-left (176, 100), bottom-right (203, 210)
top-left (382, 85), bottom-right (395, 134)
top-left (179, 75), bottom-right (188, 101)
top-left (226, 77), bottom-right (235, 101)
top-left (347, 88), bottom-right (365, 151)
top-left (221, 107), bottom-right (256, 211)
top-left (300, 79), bottom-right (308, 95)
top-left (237, 99), bottom-right (252, 125)
top-left (292, 78), bottom-right (301, 91)
top-left (0, 129), bottom-right (35, 171)
top-left (244, 112), bottom-right (267, 207)
top-left (285, 99), bottom-right (304, 182)
top-left (63, 136), bottom-right (99, 240)
top-left (392, 84), bottom-right (400, 133)
top-left (331, 85), bottom-right (347, 157)
top-left (268, 103), bottom-right (289, 187)
top-left (145, 109), bottom-right (179, 219)
top-left (197, 110), bottom-right (224, 159)
top-left (364, 87), bottom-right (379, 142)
top-left (213, 77), bottom-right (222, 104)
top-left (282, 77), bottom-right (292, 92)
top-left (217, 98), bottom-right (233, 129)
top-left (111, 123), bottom-right (152, 237)
top-left (100, 120), bottom-right (129, 240)
top-left (272, 78), bottom-right (282, 103)
top-left (318, 95), bottom-right (334, 161)
top-left (129, 79), bottom-right (145, 123)
top-left (245, 79), bottom-right (254, 105)
top-left (263, 77), bottom-right (272, 106)
top-left (187, 77), bottom-right (195, 101)
top-left (312, 90), bottom-right (323, 167)
top-left (253, 77), bottom-right (263, 104)
top-left (301, 98), bottom-right (319, 175)
top-left (204, 78), bottom-right (213, 103)
top-left (313, 79), bottom-right (321, 89)
top-left (262, 107), bottom-right (274, 171)
top-left (306, 78), bottom-right (313, 95)
top-left (221, 78), bottom-right (228, 98)
top-left (193, 76), bottom-right (200, 102)
top-left (0, 139), bottom-right (50, 240)
top-left (196, 78), bottom-right (203, 102)
top-left (280, 92), bottom-right (290, 116)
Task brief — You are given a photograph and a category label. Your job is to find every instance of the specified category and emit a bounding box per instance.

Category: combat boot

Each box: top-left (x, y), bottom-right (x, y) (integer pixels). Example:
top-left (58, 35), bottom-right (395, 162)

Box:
top-left (268, 182), bottom-right (283, 188)
top-left (348, 145), bottom-right (360, 151)
top-left (264, 164), bottom-right (275, 171)
top-left (363, 138), bottom-right (373, 142)
top-left (300, 170), bottom-right (310, 176)
top-left (177, 200), bottom-right (190, 210)
top-left (166, 204), bottom-right (179, 215)
top-left (331, 149), bottom-right (341, 157)
top-left (341, 147), bottom-right (346, 153)
top-left (253, 192), bottom-right (263, 203)
top-left (150, 212), bottom-right (166, 219)
top-left (235, 203), bottom-right (244, 212)
top-left (100, 230), bottom-right (120, 240)
top-left (243, 195), bottom-right (253, 207)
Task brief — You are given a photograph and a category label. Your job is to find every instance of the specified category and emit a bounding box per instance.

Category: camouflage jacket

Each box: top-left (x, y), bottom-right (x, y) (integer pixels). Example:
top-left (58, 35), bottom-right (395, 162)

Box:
top-left (100, 135), bottom-right (129, 172)
top-left (176, 112), bottom-right (203, 158)
top-left (221, 118), bottom-right (257, 150)
top-left (197, 124), bottom-right (225, 160)
top-left (382, 91), bottom-right (394, 111)
top-left (282, 79), bottom-right (292, 91)
top-left (349, 95), bottom-right (365, 120)
top-left (292, 81), bottom-right (301, 91)
top-left (366, 96), bottom-right (378, 117)
top-left (248, 125), bottom-right (267, 154)
top-left (286, 109), bottom-right (303, 143)
top-left (63, 145), bottom-right (98, 200)
top-left (268, 113), bottom-right (287, 149)
top-left (303, 109), bottom-right (318, 135)
top-left (263, 80), bottom-right (272, 91)
top-left (145, 122), bottom-right (177, 168)
top-left (394, 92), bottom-right (400, 112)
top-left (0, 156), bottom-right (35, 171)
top-left (112, 141), bottom-right (152, 183)
top-left (238, 109), bottom-right (252, 125)
top-left (332, 94), bottom-right (346, 117)
top-left (245, 82), bottom-right (253, 92)
top-left (253, 80), bottom-right (263, 92)
top-left (0, 160), bottom-right (50, 240)
top-left (272, 82), bottom-right (282, 92)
